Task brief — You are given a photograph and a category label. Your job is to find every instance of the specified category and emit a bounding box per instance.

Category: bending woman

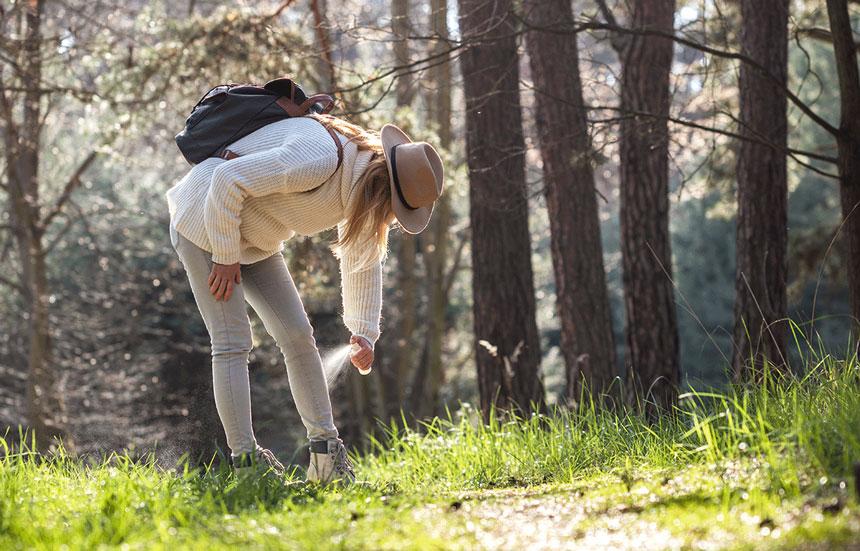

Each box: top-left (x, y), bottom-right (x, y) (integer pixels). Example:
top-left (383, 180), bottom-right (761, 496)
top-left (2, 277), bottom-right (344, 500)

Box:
top-left (165, 114), bottom-right (444, 484)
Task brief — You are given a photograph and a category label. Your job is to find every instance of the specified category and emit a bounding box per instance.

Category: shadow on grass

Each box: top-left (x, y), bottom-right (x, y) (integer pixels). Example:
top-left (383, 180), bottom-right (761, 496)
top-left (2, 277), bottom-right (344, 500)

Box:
top-left (181, 461), bottom-right (402, 514)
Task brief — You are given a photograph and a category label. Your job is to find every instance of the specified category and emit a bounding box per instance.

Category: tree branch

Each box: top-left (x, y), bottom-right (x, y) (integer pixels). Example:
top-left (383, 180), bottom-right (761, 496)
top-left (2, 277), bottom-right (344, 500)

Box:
top-left (589, 110), bottom-right (838, 179)
top-left (40, 150), bottom-right (97, 230)
top-left (797, 26), bottom-right (860, 52)
top-left (443, 225), bottom-right (470, 298)
top-left (269, 0), bottom-right (297, 18)
top-left (594, 0), bottom-right (628, 54)
top-left (0, 271), bottom-right (24, 295)
top-left (512, 15), bottom-right (842, 138)
top-left (577, 18), bottom-right (842, 137)
top-left (521, 68), bottom-right (838, 176)
top-left (43, 210), bottom-right (77, 255)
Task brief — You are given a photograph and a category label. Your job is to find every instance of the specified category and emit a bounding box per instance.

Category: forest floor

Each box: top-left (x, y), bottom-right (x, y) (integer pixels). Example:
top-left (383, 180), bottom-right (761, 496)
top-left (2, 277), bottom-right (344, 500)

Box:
top-left (0, 455), bottom-right (857, 549)
top-left (2, 355), bottom-right (860, 549)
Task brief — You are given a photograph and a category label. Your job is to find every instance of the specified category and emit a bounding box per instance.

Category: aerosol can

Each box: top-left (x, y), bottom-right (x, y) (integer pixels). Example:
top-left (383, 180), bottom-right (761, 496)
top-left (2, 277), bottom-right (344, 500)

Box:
top-left (351, 342), bottom-right (372, 376)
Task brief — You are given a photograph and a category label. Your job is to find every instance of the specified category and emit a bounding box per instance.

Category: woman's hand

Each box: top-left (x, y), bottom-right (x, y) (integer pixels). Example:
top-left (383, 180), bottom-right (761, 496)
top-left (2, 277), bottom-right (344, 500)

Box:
top-left (208, 262), bottom-right (242, 301)
top-left (349, 335), bottom-right (374, 372)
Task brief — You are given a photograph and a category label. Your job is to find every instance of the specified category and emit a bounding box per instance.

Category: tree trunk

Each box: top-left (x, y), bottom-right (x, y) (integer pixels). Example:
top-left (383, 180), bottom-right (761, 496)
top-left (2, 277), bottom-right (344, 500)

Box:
top-left (457, 0), bottom-right (545, 421)
top-left (13, 0), bottom-right (66, 450)
top-left (732, 0), bottom-right (789, 380)
top-left (26, 233), bottom-right (65, 450)
top-left (423, 0), bottom-right (452, 420)
top-left (826, 0), bottom-right (860, 339)
top-left (411, 0), bottom-right (452, 420)
top-left (618, 0), bottom-right (679, 413)
top-left (310, 0), bottom-right (338, 93)
top-left (523, 0), bottom-right (618, 404)
top-left (387, 0), bottom-right (419, 422)
top-left (392, 0), bottom-right (416, 107)
top-left (393, 239), bottom-right (417, 405)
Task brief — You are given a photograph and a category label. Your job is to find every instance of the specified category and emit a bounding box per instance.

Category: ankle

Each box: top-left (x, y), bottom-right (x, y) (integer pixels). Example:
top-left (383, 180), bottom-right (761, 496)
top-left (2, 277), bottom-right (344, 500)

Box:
top-left (309, 438), bottom-right (341, 454)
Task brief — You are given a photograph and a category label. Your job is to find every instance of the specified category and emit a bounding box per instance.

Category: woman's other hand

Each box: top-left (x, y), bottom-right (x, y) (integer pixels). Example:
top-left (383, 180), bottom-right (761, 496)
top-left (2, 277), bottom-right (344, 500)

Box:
top-left (349, 335), bottom-right (374, 372)
top-left (208, 262), bottom-right (242, 301)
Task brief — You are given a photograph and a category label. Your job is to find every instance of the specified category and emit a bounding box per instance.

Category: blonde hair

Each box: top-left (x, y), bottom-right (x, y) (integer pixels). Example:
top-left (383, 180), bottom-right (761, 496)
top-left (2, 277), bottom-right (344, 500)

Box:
top-left (309, 113), bottom-right (397, 267)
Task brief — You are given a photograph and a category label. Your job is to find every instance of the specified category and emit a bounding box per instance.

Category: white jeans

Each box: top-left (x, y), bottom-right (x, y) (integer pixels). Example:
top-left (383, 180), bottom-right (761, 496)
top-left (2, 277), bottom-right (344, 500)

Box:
top-left (169, 221), bottom-right (339, 457)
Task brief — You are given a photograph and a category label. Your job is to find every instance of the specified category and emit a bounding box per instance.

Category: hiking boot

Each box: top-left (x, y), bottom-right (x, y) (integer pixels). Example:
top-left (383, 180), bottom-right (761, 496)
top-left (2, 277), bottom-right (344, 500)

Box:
top-left (232, 446), bottom-right (286, 478)
top-left (306, 438), bottom-right (356, 485)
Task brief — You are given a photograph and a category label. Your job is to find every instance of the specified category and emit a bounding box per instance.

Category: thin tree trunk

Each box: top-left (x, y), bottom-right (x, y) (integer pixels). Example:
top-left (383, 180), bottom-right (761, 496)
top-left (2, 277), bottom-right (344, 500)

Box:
top-left (618, 0), bottom-right (679, 414)
top-left (732, 0), bottom-right (789, 380)
top-left (392, 240), bottom-right (417, 404)
top-left (826, 0), bottom-right (860, 339)
top-left (388, 0), bottom-right (419, 421)
top-left (410, 0), bottom-right (452, 420)
top-left (15, 0), bottom-right (65, 450)
top-left (392, 0), bottom-right (416, 106)
top-left (423, 0), bottom-right (452, 419)
top-left (523, 0), bottom-right (617, 404)
top-left (310, 0), bottom-right (338, 93)
top-left (457, 0), bottom-right (545, 421)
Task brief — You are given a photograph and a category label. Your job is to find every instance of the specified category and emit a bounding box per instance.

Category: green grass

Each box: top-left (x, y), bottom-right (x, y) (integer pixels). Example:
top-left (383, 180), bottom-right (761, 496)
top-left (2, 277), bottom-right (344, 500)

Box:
top-left (2, 348), bottom-right (860, 549)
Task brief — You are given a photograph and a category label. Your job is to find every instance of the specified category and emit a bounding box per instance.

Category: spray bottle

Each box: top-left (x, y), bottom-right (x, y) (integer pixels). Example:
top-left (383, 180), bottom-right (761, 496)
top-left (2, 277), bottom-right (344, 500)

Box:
top-left (350, 342), bottom-right (372, 375)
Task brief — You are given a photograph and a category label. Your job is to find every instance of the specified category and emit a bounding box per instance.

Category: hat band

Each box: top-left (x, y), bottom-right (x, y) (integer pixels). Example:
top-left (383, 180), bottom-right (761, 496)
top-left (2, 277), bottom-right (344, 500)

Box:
top-left (390, 144), bottom-right (418, 211)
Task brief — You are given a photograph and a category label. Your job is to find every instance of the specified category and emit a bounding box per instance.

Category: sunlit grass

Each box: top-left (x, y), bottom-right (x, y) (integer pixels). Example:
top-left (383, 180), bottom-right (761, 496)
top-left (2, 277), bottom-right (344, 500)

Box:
top-left (1, 345), bottom-right (858, 548)
top-left (363, 348), bottom-right (859, 496)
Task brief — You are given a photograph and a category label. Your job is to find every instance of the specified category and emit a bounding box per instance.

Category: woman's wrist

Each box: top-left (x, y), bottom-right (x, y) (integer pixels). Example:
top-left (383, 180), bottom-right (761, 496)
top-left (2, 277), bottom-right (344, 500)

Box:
top-left (353, 334), bottom-right (375, 349)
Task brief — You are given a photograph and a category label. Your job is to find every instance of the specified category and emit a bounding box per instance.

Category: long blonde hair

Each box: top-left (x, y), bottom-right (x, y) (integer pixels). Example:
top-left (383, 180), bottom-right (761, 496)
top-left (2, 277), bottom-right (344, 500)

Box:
top-left (310, 113), bottom-right (396, 267)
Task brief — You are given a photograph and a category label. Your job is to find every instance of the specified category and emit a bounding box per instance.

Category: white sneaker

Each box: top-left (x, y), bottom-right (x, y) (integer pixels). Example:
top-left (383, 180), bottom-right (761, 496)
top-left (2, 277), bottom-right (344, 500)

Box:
top-left (306, 438), bottom-right (356, 485)
top-left (232, 446), bottom-right (286, 478)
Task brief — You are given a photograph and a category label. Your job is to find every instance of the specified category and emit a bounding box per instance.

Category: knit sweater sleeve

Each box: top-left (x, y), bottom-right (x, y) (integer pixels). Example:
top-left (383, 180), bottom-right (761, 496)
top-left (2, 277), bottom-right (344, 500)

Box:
top-left (203, 122), bottom-right (338, 264)
top-left (337, 219), bottom-right (383, 347)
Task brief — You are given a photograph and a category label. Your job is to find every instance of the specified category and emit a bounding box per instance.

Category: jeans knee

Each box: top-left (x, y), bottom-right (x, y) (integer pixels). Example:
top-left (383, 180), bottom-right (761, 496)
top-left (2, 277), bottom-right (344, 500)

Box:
top-left (274, 321), bottom-right (318, 359)
top-left (211, 336), bottom-right (253, 360)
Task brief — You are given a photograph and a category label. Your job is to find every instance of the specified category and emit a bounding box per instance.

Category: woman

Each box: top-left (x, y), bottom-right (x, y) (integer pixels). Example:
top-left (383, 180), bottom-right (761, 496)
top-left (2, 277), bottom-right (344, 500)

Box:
top-left (165, 113), bottom-right (444, 484)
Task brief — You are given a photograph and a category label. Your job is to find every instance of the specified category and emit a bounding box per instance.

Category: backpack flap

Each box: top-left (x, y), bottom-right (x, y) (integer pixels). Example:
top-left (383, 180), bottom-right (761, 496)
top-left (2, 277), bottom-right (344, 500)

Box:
top-left (264, 77), bottom-right (334, 114)
top-left (263, 77), bottom-right (306, 103)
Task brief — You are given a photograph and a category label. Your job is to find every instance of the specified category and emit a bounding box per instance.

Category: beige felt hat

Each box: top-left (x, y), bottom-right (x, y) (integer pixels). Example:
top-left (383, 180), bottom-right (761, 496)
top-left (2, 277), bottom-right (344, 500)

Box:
top-left (380, 123), bottom-right (444, 234)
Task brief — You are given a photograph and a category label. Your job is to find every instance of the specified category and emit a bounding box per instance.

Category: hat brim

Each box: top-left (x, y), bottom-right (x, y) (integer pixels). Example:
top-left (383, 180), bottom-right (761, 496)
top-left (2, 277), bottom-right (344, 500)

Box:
top-left (381, 124), bottom-right (434, 235)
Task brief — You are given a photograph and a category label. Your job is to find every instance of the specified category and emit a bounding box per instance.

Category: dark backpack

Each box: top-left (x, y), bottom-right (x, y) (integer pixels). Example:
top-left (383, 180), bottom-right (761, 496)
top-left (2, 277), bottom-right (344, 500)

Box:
top-left (174, 77), bottom-right (344, 173)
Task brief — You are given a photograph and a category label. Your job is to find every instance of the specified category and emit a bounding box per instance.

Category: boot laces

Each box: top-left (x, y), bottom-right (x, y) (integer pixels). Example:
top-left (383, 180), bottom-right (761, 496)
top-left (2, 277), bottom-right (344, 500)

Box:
top-left (330, 442), bottom-right (355, 478)
top-left (258, 447), bottom-right (285, 474)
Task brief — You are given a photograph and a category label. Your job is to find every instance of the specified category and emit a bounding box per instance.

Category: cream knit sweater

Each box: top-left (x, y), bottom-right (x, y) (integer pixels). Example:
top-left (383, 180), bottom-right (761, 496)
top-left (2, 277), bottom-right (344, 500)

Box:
top-left (165, 116), bottom-right (383, 345)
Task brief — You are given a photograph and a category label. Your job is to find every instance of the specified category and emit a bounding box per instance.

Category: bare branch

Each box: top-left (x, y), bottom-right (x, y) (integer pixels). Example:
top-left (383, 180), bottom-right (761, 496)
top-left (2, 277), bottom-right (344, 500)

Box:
top-left (40, 150), bottom-right (97, 230)
top-left (43, 210), bottom-right (76, 255)
top-left (588, 105), bottom-right (836, 163)
top-left (594, 0), bottom-right (628, 53)
top-left (582, 18), bottom-right (842, 137)
top-left (590, 110), bottom-right (837, 179)
top-left (511, 15), bottom-right (842, 138)
top-left (797, 26), bottom-right (860, 52)
top-left (269, 0), bottom-right (297, 18)
top-left (443, 225), bottom-right (470, 299)
top-left (0, 271), bottom-right (24, 295)
top-left (521, 69), bottom-right (838, 175)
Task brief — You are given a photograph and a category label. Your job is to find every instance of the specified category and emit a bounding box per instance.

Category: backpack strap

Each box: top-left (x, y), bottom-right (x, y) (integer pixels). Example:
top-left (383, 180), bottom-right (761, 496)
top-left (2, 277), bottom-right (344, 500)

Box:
top-left (319, 120), bottom-right (344, 173)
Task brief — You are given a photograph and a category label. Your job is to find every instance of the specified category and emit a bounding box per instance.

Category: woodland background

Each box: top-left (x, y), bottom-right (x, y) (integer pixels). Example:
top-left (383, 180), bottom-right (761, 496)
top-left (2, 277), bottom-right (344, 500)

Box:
top-left (0, 0), bottom-right (854, 464)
